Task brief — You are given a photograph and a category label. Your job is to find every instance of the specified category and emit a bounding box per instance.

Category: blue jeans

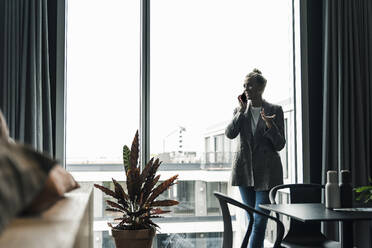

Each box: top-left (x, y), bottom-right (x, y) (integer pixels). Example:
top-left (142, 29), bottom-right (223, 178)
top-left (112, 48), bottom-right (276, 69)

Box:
top-left (239, 186), bottom-right (270, 248)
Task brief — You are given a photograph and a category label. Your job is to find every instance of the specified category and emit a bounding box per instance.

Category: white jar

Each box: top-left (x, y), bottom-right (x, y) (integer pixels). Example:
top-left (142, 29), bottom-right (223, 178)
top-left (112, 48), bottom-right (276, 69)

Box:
top-left (325, 170), bottom-right (341, 209)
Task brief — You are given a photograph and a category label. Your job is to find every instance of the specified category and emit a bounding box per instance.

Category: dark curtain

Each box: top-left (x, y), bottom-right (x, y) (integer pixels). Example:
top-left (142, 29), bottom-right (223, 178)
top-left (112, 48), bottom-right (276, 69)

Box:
top-left (0, 0), bottom-right (54, 156)
top-left (305, 0), bottom-right (324, 185)
top-left (322, 0), bottom-right (372, 245)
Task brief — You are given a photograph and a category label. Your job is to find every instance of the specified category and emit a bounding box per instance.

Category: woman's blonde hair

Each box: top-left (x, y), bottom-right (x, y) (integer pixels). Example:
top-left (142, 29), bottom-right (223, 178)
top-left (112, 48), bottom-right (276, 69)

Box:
top-left (246, 68), bottom-right (267, 89)
top-left (0, 110), bottom-right (10, 140)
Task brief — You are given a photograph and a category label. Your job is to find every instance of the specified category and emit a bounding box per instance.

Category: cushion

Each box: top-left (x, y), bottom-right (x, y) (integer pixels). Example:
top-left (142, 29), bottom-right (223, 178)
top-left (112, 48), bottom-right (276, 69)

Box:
top-left (0, 139), bottom-right (56, 233)
top-left (26, 165), bottom-right (79, 213)
top-left (0, 139), bottom-right (78, 234)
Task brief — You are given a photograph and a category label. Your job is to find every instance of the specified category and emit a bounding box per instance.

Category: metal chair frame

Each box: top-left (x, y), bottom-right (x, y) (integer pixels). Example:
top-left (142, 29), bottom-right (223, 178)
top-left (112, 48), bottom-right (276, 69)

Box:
top-left (214, 192), bottom-right (285, 248)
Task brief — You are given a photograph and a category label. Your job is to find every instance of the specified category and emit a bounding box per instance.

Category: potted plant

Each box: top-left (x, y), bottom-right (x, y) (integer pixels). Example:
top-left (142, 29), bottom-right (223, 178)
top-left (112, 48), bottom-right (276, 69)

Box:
top-left (94, 131), bottom-right (179, 248)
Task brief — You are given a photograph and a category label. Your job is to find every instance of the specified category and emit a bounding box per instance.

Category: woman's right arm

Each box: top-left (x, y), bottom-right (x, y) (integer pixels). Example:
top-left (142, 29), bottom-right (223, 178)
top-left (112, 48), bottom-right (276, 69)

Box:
top-left (225, 108), bottom-right (244, 139)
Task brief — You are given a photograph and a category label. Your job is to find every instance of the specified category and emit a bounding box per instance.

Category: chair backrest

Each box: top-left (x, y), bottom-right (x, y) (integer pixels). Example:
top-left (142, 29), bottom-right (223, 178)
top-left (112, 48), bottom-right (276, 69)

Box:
top-left (269, 184), bottom-right (326, 241)
top-left (214, 192), bottom-right (284, 248)
top-left (269, 183), bottom-right (324, 204)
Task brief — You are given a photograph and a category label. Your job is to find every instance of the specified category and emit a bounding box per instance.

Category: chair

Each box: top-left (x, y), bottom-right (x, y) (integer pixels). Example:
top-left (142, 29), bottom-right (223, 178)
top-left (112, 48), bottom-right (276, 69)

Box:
top-left (214, 192), bottom-right (284, 248)
top-left (269, 184), bottom-right (340, 248)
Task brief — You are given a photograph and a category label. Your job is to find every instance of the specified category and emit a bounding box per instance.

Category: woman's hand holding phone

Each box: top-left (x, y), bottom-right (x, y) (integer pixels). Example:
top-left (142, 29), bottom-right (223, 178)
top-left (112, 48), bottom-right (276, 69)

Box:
top-left (238, 92), bottom-right (247, 113)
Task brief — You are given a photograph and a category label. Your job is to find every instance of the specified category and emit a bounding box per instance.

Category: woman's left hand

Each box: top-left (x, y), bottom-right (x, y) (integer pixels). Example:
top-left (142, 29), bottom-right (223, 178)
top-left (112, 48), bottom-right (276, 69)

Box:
top-left (261, 108), bottom-right (276, 129)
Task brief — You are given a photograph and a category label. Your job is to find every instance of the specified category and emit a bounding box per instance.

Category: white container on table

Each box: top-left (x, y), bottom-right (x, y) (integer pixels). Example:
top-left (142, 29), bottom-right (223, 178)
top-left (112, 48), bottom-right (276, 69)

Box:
top-left (325, 170), bottom-right (341, 209)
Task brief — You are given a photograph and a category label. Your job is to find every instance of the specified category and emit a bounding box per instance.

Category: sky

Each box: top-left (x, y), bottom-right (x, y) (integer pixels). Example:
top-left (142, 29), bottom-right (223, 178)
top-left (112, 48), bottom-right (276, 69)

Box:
top-left (66, 0), bottom-right (294, 163)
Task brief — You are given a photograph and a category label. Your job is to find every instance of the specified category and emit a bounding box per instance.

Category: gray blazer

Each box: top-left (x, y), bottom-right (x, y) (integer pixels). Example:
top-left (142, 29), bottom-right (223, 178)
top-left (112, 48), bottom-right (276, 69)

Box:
top-left (225, 100), bottom-right (285, 191)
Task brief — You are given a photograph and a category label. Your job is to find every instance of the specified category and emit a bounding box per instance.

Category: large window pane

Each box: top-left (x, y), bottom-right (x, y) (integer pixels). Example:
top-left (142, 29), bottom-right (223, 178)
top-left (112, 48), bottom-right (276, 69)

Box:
top-left (66, 0), bottom-right (140, 166)
top-left (150, 0), bottom-right (294, 247)
top-left (66, 1), bottom-right (140, 247)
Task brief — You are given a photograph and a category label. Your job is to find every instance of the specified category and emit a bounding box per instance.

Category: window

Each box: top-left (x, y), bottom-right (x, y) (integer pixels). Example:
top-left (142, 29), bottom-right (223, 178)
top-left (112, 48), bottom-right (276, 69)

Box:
top-left (66, 0), bottom-right (297, 247)
top-left (206, 182), bottom-right (228, 215)
top-left (159, 181), bottom-right (196, 215)
top-left (204, 137), bottom-right (212, 164)
top-left (66, 0), bottom-right (140, 166)
top-left (214, 134), bottom-right (224, 164)
top-left (66, 1), bottom-right (140, 247)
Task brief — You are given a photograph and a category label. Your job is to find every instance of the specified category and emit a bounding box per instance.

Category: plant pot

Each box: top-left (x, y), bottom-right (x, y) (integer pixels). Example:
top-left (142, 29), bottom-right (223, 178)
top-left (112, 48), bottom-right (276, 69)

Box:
top-left (111, 228), bottom-right (156, 248)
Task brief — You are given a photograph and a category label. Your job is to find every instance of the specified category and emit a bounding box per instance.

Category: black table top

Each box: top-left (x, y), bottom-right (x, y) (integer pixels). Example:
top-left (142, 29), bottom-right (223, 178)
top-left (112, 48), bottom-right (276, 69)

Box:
top-left (259, 203), bottom-right (372, 222)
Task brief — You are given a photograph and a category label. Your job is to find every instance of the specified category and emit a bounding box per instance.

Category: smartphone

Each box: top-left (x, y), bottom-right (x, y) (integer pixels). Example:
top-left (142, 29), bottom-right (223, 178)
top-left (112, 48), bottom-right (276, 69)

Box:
top-left (238, 92), bottom-right (247, 103)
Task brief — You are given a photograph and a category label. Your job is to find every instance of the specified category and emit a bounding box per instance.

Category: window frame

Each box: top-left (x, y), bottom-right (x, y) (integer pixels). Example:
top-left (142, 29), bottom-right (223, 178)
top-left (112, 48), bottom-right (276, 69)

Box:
top-left (55, 0), bottom-right (67, 167)
top-left (56, 0), bottom-right (305, 190)
top-left (56, 1), bottom-right (306, 246)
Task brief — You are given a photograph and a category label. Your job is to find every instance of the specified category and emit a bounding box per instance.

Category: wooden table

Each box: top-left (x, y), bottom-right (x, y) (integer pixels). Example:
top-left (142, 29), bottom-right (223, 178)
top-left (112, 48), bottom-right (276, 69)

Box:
top-left (259, 203), bottom-right (372, 248)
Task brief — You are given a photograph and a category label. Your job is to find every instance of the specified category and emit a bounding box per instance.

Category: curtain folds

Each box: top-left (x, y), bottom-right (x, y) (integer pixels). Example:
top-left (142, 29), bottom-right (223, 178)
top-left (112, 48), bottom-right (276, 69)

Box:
top-left (322, 0), bottom-right (372, 244)
top-left (0, 0), bottom-right (53, 155)
top-left (322, 0), bottom-right (372, 192)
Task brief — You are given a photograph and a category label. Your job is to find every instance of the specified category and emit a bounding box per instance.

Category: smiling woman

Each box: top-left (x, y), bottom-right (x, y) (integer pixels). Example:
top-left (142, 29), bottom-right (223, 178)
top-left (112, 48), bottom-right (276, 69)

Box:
top-left (225, 68), bottom-right (286, 248)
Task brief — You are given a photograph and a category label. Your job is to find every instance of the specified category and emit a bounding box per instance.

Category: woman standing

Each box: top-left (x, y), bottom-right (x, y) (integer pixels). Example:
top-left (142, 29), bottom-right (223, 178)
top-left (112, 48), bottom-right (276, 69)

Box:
top-left (225, 69), bottom-right (285, 248)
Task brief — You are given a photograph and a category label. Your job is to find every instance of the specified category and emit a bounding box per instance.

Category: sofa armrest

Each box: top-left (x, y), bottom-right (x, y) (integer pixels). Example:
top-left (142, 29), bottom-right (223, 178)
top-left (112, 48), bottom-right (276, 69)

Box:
top-left (0, 184), bottom-right (93, 248)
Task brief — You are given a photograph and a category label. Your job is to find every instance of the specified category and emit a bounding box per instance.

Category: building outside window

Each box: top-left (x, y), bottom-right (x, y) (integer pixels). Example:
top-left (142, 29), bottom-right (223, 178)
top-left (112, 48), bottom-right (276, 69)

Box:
top-left (206, 182), bottom-right (228, 215)
top-left (160, 181), bottom-right (196, 216)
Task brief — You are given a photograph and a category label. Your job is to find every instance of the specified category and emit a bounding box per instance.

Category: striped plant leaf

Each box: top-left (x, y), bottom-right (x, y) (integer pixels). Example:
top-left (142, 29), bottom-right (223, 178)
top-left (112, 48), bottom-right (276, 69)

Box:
top-left (140, 157), bottom-right (154, 185)
top-left (107, 200), bottom-right (127, 212)
top-left (150, 208), bottom-right (171, 215)
top-left (126, 169), bottom-right (135, 202)
top-left (112, 178), bottom-right (129, 202)
top-left (105, 208), bottom-right (125, 213)
top-left (94, 184), bottom-right (118, 199)
top-left (151, 200), bottom-right (179, 207)
top-left (147, 175), bottom-right (179, 204)
top-left (148, 219), bottom-right (160, 229)
top-left (123, 145), bottom-right (131, 173)
top-left (132, 168), bottom-right (141, 202)
top-left (130, 130), bottom-right (139, 170)
top-left (114, 217), bottom-right (130, 222)
top-left (142, 175), bottom-right (161, 204)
